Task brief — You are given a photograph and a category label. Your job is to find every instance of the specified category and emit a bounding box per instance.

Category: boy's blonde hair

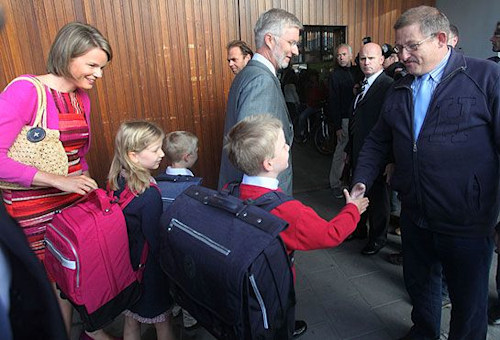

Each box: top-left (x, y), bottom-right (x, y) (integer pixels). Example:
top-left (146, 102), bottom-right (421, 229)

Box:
top-left (164, 131), bottom-right (198, 163)
top-left (224, 114), bottom-right (282, 176)
top-left (108, 121), bottom-right (165, 194)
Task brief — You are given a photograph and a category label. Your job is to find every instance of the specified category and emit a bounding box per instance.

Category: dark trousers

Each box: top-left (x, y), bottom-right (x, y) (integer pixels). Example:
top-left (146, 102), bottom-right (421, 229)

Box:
top-left (400, 212), bottom-right (494, 340)
top-left (357, 175), bottom-right (390, 243)
top-left (496, 252), bottom-right (500, 299)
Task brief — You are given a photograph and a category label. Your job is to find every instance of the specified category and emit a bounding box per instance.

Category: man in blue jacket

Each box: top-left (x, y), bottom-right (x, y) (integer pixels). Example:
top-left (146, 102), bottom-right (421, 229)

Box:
top-left (350, 6), bottom-right (500, 340)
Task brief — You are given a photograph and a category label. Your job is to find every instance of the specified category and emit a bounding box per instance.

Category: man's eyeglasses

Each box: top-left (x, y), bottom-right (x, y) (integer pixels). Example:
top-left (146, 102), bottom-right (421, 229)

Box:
top-left (276, 35), bottom-right (300, 48)
top-left (394, 33), bottom-right (436, 54)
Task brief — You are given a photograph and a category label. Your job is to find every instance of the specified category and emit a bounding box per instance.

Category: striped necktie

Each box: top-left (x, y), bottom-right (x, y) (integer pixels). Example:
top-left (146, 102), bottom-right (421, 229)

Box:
top-left (354, 79), bottom-right (368, 109)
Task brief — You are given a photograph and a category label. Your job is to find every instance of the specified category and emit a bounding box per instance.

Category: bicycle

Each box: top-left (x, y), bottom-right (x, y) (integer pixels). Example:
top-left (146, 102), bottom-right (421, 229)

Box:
top-left (313, 106), bottom-right (336, 155)
top-left (292, 102), bottom-right (336, 155)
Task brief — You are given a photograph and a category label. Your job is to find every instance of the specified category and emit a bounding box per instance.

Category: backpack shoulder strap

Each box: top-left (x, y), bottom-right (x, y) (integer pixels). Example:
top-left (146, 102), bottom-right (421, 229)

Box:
top-left (221, 180), bottom-right (241, 197)
top-left (225, 181), bottom-right (293, 212)
top-left (116, 186), bottom-right (137, 209)
top-left (156, 174), bottom-right (202, 183)
top-left (253, 191), bottom-right (294, 212)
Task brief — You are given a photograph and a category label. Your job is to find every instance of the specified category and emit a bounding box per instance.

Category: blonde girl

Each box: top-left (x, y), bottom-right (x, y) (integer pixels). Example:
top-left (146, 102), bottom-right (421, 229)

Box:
top-left (108, 121), bottom-right (174, 340)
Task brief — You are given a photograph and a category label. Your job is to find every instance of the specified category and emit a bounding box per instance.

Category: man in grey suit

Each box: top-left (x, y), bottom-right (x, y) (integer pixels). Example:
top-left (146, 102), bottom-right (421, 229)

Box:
top-left (218, 8), bottom-right (302, 196)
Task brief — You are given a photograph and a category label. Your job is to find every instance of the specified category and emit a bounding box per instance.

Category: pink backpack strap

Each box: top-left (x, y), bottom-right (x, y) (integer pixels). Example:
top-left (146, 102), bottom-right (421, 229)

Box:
top-left (106, 182), bottom-right (159, 279)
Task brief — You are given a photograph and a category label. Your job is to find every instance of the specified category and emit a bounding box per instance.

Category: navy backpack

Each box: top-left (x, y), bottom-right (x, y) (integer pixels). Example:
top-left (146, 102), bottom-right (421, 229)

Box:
top-left (155, 173), bottom-right (202, 212)
top-left (159, 184), bottom-right (296, 339)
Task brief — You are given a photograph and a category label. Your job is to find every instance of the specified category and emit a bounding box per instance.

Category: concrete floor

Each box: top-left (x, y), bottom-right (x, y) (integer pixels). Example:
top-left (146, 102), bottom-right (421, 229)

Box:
top-left (71, 140), bottom-right (500, 339)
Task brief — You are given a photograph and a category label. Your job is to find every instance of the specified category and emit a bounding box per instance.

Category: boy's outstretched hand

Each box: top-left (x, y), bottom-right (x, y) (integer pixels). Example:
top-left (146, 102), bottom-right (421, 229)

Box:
top-left (343, 189), bottom-right (369, 214)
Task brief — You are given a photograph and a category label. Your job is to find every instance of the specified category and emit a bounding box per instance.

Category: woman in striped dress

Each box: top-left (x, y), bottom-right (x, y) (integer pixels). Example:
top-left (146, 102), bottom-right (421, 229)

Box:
top-left (0, 22), bottom-right (113, 339)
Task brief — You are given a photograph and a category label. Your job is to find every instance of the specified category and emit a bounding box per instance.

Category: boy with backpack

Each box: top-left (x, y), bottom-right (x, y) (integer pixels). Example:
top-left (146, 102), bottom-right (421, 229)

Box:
top-left (157, 130), bottom-right (200, 329)
top-left (156, 131), bottom-right (202, 213)
top-left (223, 114), bottom-right (369, 337)
top-left (163, 131), bottom-right (199, 177)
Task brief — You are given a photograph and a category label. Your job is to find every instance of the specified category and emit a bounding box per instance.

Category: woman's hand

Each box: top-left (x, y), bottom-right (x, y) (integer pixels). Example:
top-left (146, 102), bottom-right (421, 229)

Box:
top-left (32, 171), bottom-right (98, 195)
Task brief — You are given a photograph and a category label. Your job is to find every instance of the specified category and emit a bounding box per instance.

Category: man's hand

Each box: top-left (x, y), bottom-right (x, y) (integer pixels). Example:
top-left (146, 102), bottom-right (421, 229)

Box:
top-left (350, 182), bottom-right (366, 199)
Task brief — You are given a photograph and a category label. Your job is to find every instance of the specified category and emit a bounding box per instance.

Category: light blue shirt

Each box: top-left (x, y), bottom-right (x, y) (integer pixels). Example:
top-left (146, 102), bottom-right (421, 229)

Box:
top-left (411, 48), bottom-right (451, 139)
top-left (242, 174), bottom-right (279, 190)
top-left (252, 53), bottom-right (277, 77)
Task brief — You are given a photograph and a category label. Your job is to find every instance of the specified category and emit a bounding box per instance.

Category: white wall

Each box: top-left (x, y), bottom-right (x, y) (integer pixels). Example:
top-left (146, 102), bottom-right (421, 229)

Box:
top-left (436, 0), bottom-right (499, 59)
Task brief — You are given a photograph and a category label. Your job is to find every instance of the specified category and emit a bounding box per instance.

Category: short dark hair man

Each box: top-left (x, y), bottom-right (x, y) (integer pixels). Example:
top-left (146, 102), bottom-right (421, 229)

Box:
top-left (448, 24), bottom-right (459, 48)
top-left (226, 40), bottom-right (253, 75)
top-left (381, 43), bottom-right (406, 79)
top-left (351, 6), bottom-right (500, 339)
top-left (488, 21), bottom-right (500, 63)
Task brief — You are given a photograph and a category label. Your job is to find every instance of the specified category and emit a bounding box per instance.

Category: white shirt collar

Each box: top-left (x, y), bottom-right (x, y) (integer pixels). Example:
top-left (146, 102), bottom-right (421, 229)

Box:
top-left (165, 166), bottom-right (194, 177)
top-left (241, 174), bottom-right (279, 190)
top-left (252, 53), bottom-right (277, 77)
top-left (365, 69), bottom-right (384, 88)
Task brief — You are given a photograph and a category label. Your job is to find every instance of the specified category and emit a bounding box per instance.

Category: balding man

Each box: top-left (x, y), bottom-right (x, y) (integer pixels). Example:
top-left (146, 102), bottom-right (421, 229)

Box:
top-left (346, 42), bottom-right (393, 255)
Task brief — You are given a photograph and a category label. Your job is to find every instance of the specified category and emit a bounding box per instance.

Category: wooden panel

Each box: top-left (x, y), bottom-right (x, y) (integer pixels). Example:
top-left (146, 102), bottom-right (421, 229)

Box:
top-left (0, 0), bottom-right (435, 189)
top-left (0, 0), bottom-right (239, 188)
top-left (239, 0), bottom-right (435, 55)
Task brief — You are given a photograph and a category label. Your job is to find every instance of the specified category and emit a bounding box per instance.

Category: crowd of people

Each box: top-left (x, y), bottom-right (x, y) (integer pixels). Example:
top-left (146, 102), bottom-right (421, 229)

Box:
top-left (1, 4), bottom-right (500, 340)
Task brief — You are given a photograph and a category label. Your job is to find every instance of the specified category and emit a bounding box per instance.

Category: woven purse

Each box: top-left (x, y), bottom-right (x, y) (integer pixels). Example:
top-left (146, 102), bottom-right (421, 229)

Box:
top-left (0, 76), bottom-right (68, 190)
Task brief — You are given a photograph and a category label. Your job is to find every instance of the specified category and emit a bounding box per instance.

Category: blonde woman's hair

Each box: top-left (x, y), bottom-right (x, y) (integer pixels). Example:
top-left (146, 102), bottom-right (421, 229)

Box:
top-left (224, 114), bottom-right (282, 176)
top-left (164, 131), bottom-right (198, 163)
top-left (108, 121), bottom-right (164, 194)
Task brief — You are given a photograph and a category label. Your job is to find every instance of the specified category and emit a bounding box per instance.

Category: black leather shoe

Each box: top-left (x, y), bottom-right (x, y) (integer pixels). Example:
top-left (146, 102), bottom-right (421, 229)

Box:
top-left (292, 320), bottom-right (307, 338)
top-left (488, 304), bottom-right (500, 325)
top-left (361, 241), bottom-right (386, 255)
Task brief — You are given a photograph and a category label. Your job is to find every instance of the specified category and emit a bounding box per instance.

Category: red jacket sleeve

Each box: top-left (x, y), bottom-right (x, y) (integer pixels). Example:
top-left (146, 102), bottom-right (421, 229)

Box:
top-left (273, 201), bottom-right (360, 252)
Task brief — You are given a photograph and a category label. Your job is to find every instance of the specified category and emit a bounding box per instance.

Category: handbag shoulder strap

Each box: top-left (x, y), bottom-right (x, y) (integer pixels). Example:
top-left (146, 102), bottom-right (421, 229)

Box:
top-left (5, 76), bottom-right (47, 128)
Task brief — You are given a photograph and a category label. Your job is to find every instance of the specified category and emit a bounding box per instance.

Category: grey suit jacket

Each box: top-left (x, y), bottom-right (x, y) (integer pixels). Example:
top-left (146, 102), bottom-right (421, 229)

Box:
top-left (218, 59), bottom-right (294, 194)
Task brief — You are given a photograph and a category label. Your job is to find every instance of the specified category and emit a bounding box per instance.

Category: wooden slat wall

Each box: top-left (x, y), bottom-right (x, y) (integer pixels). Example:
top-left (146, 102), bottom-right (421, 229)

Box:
top-left (239, 0), bottom-right (435, 55)
top-left (0, 0), bottom-right (434, 188)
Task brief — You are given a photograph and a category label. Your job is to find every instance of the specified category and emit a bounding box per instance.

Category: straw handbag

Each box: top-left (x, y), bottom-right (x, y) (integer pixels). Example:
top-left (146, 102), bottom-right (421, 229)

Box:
top-left (0, 76), bottom-right (68, 190)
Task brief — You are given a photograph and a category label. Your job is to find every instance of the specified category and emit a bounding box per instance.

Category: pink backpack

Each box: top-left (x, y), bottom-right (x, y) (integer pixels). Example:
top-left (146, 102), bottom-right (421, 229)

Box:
top-left (44, 186), bottom-right (149, 331)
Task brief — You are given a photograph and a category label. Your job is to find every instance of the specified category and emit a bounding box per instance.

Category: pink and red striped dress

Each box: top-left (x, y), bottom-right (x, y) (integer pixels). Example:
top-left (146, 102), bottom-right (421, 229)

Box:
top-left (2, 88), bottom-right (89, 261)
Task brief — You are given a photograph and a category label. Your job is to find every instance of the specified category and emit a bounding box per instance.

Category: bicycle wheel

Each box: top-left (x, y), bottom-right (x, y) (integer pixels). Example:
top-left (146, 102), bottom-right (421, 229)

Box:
top-left (314, 120), bottom-right (336, 155)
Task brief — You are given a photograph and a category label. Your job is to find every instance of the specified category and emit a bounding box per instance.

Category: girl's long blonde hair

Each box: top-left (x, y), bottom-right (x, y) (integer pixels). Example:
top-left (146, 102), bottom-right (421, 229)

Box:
top-left (108, 121), bottom-right (164, 194)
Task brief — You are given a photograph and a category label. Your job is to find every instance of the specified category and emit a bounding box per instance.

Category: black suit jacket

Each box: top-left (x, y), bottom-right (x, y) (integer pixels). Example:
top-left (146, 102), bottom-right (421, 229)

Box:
top-left (0, 204), bottom-right (68, 340)
top-left (348, 72), bottom-right (393, 170)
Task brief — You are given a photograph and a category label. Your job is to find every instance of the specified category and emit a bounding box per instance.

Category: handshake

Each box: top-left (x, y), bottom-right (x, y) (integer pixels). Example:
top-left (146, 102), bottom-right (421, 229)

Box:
top-left (343, 183), bottom-right (368, 215)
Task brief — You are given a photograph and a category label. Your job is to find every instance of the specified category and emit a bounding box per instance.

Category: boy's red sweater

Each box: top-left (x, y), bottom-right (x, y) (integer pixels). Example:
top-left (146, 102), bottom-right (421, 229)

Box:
top-left (238, 183), bottom-right (360, 277)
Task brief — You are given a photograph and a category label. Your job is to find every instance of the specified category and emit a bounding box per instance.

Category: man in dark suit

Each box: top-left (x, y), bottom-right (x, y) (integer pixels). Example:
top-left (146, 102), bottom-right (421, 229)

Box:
top-left (347, 42), bottom-right (393, 255)
top-left (218, 8), bottom-right (303, 196)
top-left (0, 203), bottom-right (68, 340)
